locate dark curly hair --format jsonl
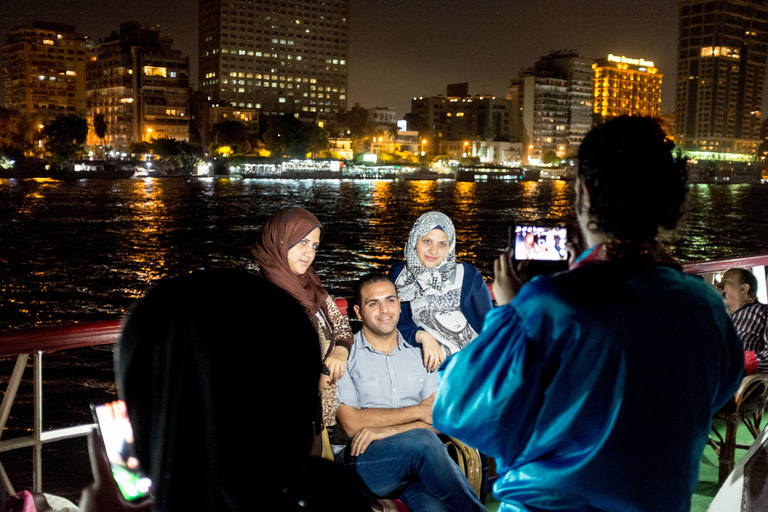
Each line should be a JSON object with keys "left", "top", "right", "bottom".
{"left": 577, "top": 116, "right": 688, "bottom": 241}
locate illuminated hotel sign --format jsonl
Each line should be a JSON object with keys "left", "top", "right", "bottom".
{"left": 607, "top": 54, "right": 655, "bottom": 68}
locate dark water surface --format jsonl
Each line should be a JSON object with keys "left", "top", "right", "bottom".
{"left": 0, "top": 177, "right": 767, "bottom": 498}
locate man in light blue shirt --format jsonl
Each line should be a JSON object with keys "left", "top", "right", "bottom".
{"left": 334, "top": 273, "right": 485, "bottom": 512}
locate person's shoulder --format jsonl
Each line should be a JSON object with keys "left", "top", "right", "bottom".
{"left": 388, "top": 261, "right": 405, "bottom": 281}
{"left": 351, "top": 329, "right": 367, "bottom": 351}
{"left": 458, "top": 262, "right": 482, "bottom": 275}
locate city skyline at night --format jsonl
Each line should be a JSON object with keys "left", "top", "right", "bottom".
{"left": 2, "top": 0, "right": 683, "bottom": 117}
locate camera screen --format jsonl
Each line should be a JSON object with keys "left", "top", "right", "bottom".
{"left": 514, "top": 225, "right": 568, "bottom": 261}
{"left": 92, "top": 400, "right": 152, "bottom": 501}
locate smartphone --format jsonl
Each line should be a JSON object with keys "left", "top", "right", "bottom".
{"left": 91, "top": 400, "right": 152, "bottom": 501}
{"left": 513, "top": 225, "right": 569, "bottom": 261}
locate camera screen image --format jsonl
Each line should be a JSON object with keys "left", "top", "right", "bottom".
{"left": 514, "top": 225, "right": 568, "bottom": 261}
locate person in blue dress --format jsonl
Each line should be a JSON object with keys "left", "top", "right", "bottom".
{"left": 389, "top": 211, "right": 492, "bottom": 371}
{"left": 432, "top": 116, "right": 745, "bottom": 512}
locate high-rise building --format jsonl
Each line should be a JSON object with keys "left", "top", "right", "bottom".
{"left": 87, "top": 22, "right": 190, "bottom": 151}
{"left": 592, "top": 54, "right": 663, "bottom": 119}
{"left": 676, "top": 0, "right": 768, "bottom": 155}
{"left": 198, "top": 0, "right": 348, "bottom": 125}
{"left": 2, "top": 22, "right": 87, "bottom": 125}
{"left": 508, "top": 51, "right": 593, "bottom": 163}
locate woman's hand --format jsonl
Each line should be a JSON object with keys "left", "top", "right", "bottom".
{"left": 493, "top": 248, "right": 524, "bottom": 306}
{"left": 324, "top": 346, "right": 349, "bottom": 381}
{"left": 319, "top": 374, "right": 332, "bottom": 394}
{"left": 80, "top": 428, "right": 152, "bottom": 512}
{"left": 415, "top": 331, "right": 444, "bottom": 371}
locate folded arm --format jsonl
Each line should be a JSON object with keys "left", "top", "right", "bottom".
{"left": 337, "top": 394, "right": 437, "bottom": 456}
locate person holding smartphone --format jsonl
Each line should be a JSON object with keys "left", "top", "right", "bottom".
{"left": 388, "top": 211, "right": 492, "bottom": 370}
{"left": 432, "top": 116, "right": 744, "bottom": 512}
{"left": 80, "top": 270, "right": 368, "bottom": 512}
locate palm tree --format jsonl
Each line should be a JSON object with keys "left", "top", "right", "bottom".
{"left": 387, "top": 123, "right": 399, "bottom": 152}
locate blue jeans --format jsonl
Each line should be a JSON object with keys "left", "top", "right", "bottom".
{"left": 337, "top": 429, "right": 486, "bottom": 512}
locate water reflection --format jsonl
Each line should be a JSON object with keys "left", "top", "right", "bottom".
{"left": 1, "top": 178, "right": 767, "bottom": 329}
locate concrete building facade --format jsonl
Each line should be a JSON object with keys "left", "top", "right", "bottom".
{"left": 409, "top": 84, "right": 514, "bottom": 154}
{"left": 675, "top": 0, "right": 768, "bottom": 155}
{"left": 508, "top": 51, "right": 593, "bottom": 163}
{"left": 2, "top": 22, "right": 87, "bottom": 125}
{"left": 87, "top": 22, "right": 190, "bottom": 151}
{"left": 198, "top": 0, "right": 348, "bottom": 124}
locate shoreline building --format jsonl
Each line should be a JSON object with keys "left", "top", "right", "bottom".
{"left": 87, "top": 22, "right": 190, "bottom": 151}
{"left": 592, "top": 54, "right": 663, "bottom": 120}
{"left": 198, "top": 0, "right": 348, "bottom": 126}
{"left": 675, "top": 0, "right": 768, "bottom": 156}
{"left": 508, "top": 51, "right": 593, "bottom": 164}
{"left": 409, "top": 83, "right": 515, "bottom": 157}
{"left": 2, "top": 22, "right": 87, "bottom": 126}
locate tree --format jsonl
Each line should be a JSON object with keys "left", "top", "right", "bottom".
{"left": 306, "top": 125, "right": 329, "bottom": 156}
{"left": 0, "top": 108, "right": 34, "bottom": 160}
{"left": 263, "top": 115, "right": 309, "bottom": 158}
{"left": 129, "top": 141, "right": 152, "bottom": 157}
{"left": 93, "top": 114, "right": 107, "bottom": 144}
{"left": 210, "top": 121, "right": 250, "bottom": 156}
{"left": 387, "top": 123, "right": 399, "bottom": 151}
{"left": 541, "top": 150, "right": 562, "bottom": 166}
{"left": 151, "top": 138, "right": 200, "bottom": 172}
{"left": 42, "top": 114, "right": 88, "bottom": 167}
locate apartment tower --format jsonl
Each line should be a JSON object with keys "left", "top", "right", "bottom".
{"left": 508, "top": 51, "right": 594, "bottom": 162}
{"left": 2, "top": 22, "right": 87, "bottom": 125}
{"left": 198, "top": 0, "right": 348, "bottom": 124}
{"left": 676, "top": 0, "right": 768, "bottom": 155}
{"left": 87, "top": 22, "right": 190, "bottom": 150}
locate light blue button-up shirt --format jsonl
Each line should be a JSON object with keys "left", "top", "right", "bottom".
{"left": 337, "top": 329, "right": 436, "bottom": 411}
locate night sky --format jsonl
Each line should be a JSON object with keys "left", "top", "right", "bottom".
{"left": 2, "top": 1, "right": 683, "bottom": 117}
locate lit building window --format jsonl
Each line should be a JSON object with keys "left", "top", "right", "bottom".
{"left": 144, "top": 66, "right": 167, "bottom": 77}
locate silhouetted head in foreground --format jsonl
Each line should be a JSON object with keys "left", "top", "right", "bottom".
{"left": 117, "top": 269, "right": 320, "bottom": 512}
{"left": 577, "top": 116, "right": 688, "bottom": 241}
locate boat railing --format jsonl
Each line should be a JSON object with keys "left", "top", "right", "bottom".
{"left": 1, "top": 254, "right": 768, "bottom": 495}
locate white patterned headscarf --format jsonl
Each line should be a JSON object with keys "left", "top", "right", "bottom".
{"left": 395, "top": 211, "right": 457, "bottom": 302}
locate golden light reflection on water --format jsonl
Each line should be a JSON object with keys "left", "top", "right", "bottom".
{"left": 15, "top": 178, "right": 64, "bottom": 217}
{"left": 123, "top": 179, "right": 169, "bottom": 291}
{"left": 452, "top": 182, "right": 482, "bottom": 261}
{"left": 362, "top": 180, "right": 403, "bottom": 265}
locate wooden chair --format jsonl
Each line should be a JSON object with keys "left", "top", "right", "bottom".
{"left": 321, "top": 429, "right": 485, "bottom": 510}
{"left": 709, "top": 373, "right": 768, "bottom": 484}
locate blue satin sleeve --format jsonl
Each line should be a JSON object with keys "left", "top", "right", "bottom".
{"left": 433, "top": 305, "right": 541, "bottom": 467}
{"left": 433, "top": 286, "right": 627, "bottom": 476}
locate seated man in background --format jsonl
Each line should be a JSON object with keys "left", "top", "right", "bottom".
{"left": 432, "top": 116, "right": 744, "bottom": 512}
{"left": 719, "top": 267, "right": 768, "bottom": 374}
{"left": 334, "top": 273, "right": 485, "bottom": 512}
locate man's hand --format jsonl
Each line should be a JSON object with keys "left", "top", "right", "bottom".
{"left": 419, "top": 393, "right": 435, "bottom": 425}
{"left": 80, "top": 428, "right": 152, "bottom": 512}
{"left": 349, "top": 425, "right": 399, "bottom": 456}
{"left": 493, "top": 248, "right": 524, "bottom": 306}
{"left": 415, "top": 332, "right": 444, "bottom": 371}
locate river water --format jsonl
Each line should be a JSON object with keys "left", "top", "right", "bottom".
{"left": 0, "top": 176, "right": 767, "bottom": 497}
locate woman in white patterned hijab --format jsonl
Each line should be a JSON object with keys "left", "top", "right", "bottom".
{"left": 389, "top": 212, "right": 492, "bottom": 370}
{"left": 396, "top": 211, "right": 457, "bottom": 301}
